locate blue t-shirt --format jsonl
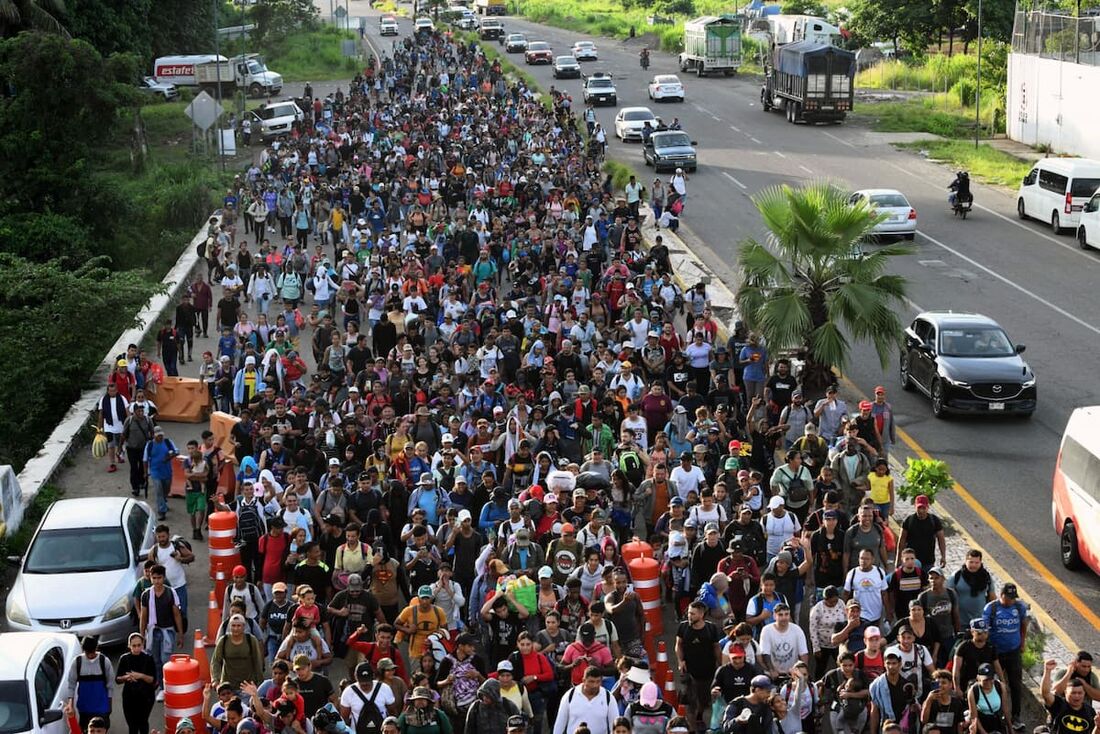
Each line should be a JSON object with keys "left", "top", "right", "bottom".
{"left": 983, "top": 598, "right": 1029, "bottom": 653}
{"left": 739, "top": 346, "right": 768, "bottom": 382}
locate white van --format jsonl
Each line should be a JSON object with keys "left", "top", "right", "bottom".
{"left": 247, "top": 100, "right": 304, "bottom": 141}
{"left": 1052, "top": 406, "right": 1100, "bottom": 573}
{"left": 1017, "top": 158, "right": 1100, "bottom": 234}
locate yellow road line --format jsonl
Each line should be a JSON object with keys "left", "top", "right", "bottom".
{"left": 837, "top": 374, "right": 1089, "bottom": 655}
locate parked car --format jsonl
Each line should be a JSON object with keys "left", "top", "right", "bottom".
{"left": 571, "top": 41, "right": 598, "bottom": 60}
{"left": 582, "top": 72, "right": 617, "bottom": 106}
{"left": 614, "top": 106, "right": 657, "bottom": 141}
{"left": 0, "top": 632, "right": 81, "bottom": 734}
{"left": 5, "top": 497, "right": 157, "bottom": 645}
{"left": 1076, "top": 191, "right": 1100, "bottom": 250}
{"left": 524, "top": 41, "right": 553, "bottom": 64}
{"left": 899, "top": 311, "right": 1036, "bottom": 418}
{"left": 1017, "top": 157, "right": 1100, "bottom": 233}
{"left": 379, "top": 15, "right": 399, "bottom": 35}
{"left": 138, "top": 76, "right": 179, "bottom": 101}
{"left": 847, "top": 188, "right": 917, "bottom": 240}
{"left": 553, "top": 55, "right": 581, "bottom": 79}
{"left": 505, "top": 33, "right": 528, "bottom": 52}
{"left": 643, "top": 130, "right": 697, "bottom": 172}
{"left": 647, "top": 74, "right": 685, "bottom": 102}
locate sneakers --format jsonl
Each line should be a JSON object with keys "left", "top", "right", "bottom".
{"left": 1012, "top": 723, "right": 1025, "bottom": 732}
{"left": 193, "top": 528, "right": 203, "bottom": 541}
{"left": 107, "top": 464, "right": 117, "bottom": 473}
{"left": 155, "top": 689, "right": 165, "bottom": 702}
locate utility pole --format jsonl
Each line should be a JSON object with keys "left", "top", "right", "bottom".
{"left": 213, "top": 0, "right": 226, "bottom": 171}
{"left": 975, "top": 0, "right": 982, "bottom": 149}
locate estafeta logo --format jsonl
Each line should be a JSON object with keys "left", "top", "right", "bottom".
{"left": 157, "top": 64, "right": 194, "bottom": 76}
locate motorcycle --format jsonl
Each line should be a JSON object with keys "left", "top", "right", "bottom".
{"left": 640, "top": 50, "right": 650, "bottom": 70}
{"left": 948, "top": 170, "right": 972, "bottom": 219}
{"left": 952, "top": 197, "right": 973, "bottom": 219}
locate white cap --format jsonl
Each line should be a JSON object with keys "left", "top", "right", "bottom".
{"left": 768, "top": 495, "right": 785, "bottom": 509}
{"left": 457, "top": 509, "right": 472, "bottom": 523}
{"left": 245, "top": 356, "right": 256, "bottom": 366}
{"left": 441, "top": 433, "right": 454, "bottom": 443}
{"left": 329, "top": 457, "right": 340, "bottom": 466}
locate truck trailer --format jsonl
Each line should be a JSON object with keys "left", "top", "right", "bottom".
{"left": 761, "top": 40, "right": 854, "bottom": 123}
{"left": 475, "top": 0, "right": 506, "bottom": 15}
{"left": 678, "top": 15, "right": 744, "bottom": 77}
{"left": 153, "top": 53, "right": 282, "bottom": 98}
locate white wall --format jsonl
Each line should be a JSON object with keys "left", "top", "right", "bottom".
{"left": 1008, "top": 52, "right": 1100, "bottom": 160}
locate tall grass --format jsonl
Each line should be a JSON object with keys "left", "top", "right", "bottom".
{"left": 856, "top": 55, "right": 977, "bottom": 92}
{"left": 264, "top": 27, "right": 361, "bottom": 81}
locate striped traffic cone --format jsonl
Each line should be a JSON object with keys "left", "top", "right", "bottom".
{"left": 664, "top": 669, "right": 678, "bottom": 708}
{"left": 204, "top": 591, "right": 220, "bottom": 646}
{"left": 193, "top": 629, "right": 211, "bottom": 684}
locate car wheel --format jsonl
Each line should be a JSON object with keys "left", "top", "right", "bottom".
{"left": 899, "top": 353, "right": 914, "bottom": 391}
{"left": 1080, "top": 227, "right": 1091, "bottom": 250}
{"left": 904, "top": 232, "right": 915, "bottom": 240}
{"left": 689, "top": 166, "right": 697, "bottom": 173}
{"left": 1017, "top": 198, "right": 1027, "bottom": 220}
{"left": 677, "top": 97, "right": 684, "bottom": 103}
{"left": 249, "top": 82, "right": 262, "bottom": 97}
{"left": 930, "top": 378, "right": 948, "bottom": 418}
{"left": 1062, "top": 523, "right": 1084, "bottom": 570}
{"left": 1052, "top": 211, "right": 1062, "bottom": 234}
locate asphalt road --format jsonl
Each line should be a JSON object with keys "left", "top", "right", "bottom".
{"left": 357, "top": 9, "right": 1100, "bottom": 649}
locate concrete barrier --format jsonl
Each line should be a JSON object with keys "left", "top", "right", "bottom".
{"left": 7, "top": 216, "right": 219, "bottom": 535}
{"left": 157, "top": 377, "right": 212, "bottom": 423}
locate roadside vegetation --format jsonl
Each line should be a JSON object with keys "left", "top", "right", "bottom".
{"left": 225, "top": 26, "right": 359, "bottom": 81}
{"left": 0, "top": 486, "right": 60, "bottom": 567}
{"left": 898, "top": 140, "right": 1033, "bottom": 188}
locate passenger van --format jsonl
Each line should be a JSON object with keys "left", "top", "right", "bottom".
{"left": 1052, "top": 406, "right": 1100, "bottom": 572}
{"left": 1017, "top": 158, "right": 1100, "bottom": 234}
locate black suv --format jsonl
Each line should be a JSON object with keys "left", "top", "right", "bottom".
{"left": 900, "top": 312, "right": 1036, "bottom": 418}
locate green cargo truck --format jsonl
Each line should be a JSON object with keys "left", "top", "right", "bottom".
{"left": 678, "top": 15, "right": 744, "bottom": 77}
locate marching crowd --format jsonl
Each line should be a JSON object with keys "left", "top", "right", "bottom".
{"left": 81, "top": 26, "right": 1100, "bottom": 734}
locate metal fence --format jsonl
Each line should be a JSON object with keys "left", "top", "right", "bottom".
{"left": 1011, "top": 8, "right": 1100, "bottom": 65}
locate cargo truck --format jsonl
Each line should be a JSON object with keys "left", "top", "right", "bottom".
{"left": 760, "top": 40, "right": 854, "bottom": 123}
{"left": 678, "top": 15, "right": 744, "bottom": 77}
{"left": 153, "top": 53, "right": 283, "bottom": 97}
{"left": 475, "top": 0, "right": 506, "bottom": 15}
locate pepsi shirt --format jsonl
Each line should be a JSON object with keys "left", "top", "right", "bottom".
{"left": 982, "top": 599, "right": 1029, "bottom": 653}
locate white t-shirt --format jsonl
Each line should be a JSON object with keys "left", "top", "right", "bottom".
{"left": 149, "top": 542, "right": 188, "bottom": 588}
{"left": 843, "top": 566, "right": 889, "bottom": 622}
{"left": 759, "top": 623, "right": 808, "bottom": 675}
{"left": 339, "top": 681, "right": 395, "bottom": 726}
{"left": 763, "top": 512, "right": 801, "bottom": 558}
{"left": 885, "top": 643, "right": 933, "bottom": 697}
{"left": 670, "top": 466, "right": 706, "bottom": 501}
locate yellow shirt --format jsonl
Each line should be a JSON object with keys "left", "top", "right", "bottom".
{"left": 395, "top": 602, "right": 446, "bottom": 657}
{"left": 869, "top": 473, "right": 892, "bottom": 503}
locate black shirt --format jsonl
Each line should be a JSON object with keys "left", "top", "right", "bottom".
{"left": 1047, "top": 695, "right": 1093, "bottom": 734}
{"left": 261, "top": 599, "right": 294, "bottom": 640}
{"left": 954, "top": 639, "right": 996, "bottom": 688}
{"left": 116, "top": 651, "right": 157, "bottom": 699}
{"left": 676, "top": 620, "right": 720, "bottom": 679}
{"left": 811, "top": 530, "right": 846, "bottom": 588}
{"left": 712, "top": 661, "right": 762, "bottom": 701}
{"left": 295, "top": 672, "right": 335, "bottom": 717}
{"left": 141, "top": 586, "right": 178, "bottom": 629}
{"left": 927, "top": 695, "right": 967, "bottom": 733}
{"left": 766, "top": 373, "right": 796, "bottom": 408}
{"left": 901, "top": 513, "right": 944, "bottom": 568}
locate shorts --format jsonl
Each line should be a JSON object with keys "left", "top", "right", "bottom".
{"left": 186, "top": 491, "right": 206, "bottom": 514}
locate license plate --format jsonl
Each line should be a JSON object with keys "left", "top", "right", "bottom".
{"left": 989, "top": 402, "right": 1005, "bottom": 411}
{"left": 822, "top": 105, "right": 834, "bottom": 109}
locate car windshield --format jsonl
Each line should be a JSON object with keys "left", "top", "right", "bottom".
{"left": 938, "top": 327, "right": 1016, "bottom": 358}
{"left": 246, "top": 61, "right": 265, "bottom": 74}
{"left": 0, "top": 683, "right": 31, "bottom": 734}
{"left": 656, "top": 133, "right": 691, "bottom": 147}
{"left": 575, "top": 42, "right": 593, "bottom": 49}
{"left": 655, "top": 75, "right": 679, "bottom": 85}
{"left": 259, "top": 105, "right": 296, "bottom": 120}
{"left": 1071, "top": 178, "right": 1100, "bottom": 198}
{"left": 24, "top": 527, "right": 129, "bottom": 573}
{"left": 556, "top": 56, "right": 577, "bottom": 64}
{"left": 624, "top": 110, "right": 655, "bottom": 121}
{"left": 508, "top": 34, "right": 523, "bottom": 40}
{"left": 528, "top": 42, "right": 549, "bottom": 50}
{"left": 589, "top": 79, "right": 613, "bottom": 88}
{"left": 868, "top": 193, "right": 909, "bottom": 207}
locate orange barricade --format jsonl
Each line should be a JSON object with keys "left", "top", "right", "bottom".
{"left": 164, "top": 655, "right": 206, "bottom": 734}
{"left": 622, "top": 538, "right": 654, "bottom": 566}
{"left": 628, "top": 556, "right": 663, "bottom": 637}
{"left": 193, "top": 630, "right": 211, "bottom": 684}
{"left": 209, "top": 411, "right": 240, "bottom": 460}
{"left": 644, "top": 621, "right": 656, "bottom": 662}
{"left": 170, "top": 455, "right": 188, "bottom": 498}
{"left": 208, "top": 511, "right": 239, "bottom": 578}
{"left": 155, "top": 377, "right": 210, "bottom": 423}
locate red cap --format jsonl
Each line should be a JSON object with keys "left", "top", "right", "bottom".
{"left": 560, "top": 523, "right": 575, "bottom": 534}
{"left": 728, "top": 440, "right": 741, "bottom": 451}
{"left": 914, "top": 495, "right": 930, "bottom": 508}
{"left": 232, "top": 565, "right": 247, "bottom": 577}
{"left": 859, "top": 400, "right": 873, "bottom": 410}
{"left": 729, "top": 644, "right": 746, "bottom": 657}
{"left": 874, "top": 386, "right": 886, "bottom": 394}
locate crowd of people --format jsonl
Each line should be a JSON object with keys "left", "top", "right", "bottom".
{"left": 79, "top": 26, "right": 1096, "bottom": 734}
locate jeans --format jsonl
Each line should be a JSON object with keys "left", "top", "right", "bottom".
{"left": 150, "top": 476, "right": 170, "bottom": 516}
{"left": 149, "top": 626, "right": 177, "bottom": 689}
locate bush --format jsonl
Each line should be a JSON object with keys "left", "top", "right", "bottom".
{"left": 952, "top": 77, "right": 976, "bottom": 107}
{"left": 899, "top": 458, "right": 953, "bottom": 504}
{"left": 604, "top": 160, "right": 634, "bottom": 192}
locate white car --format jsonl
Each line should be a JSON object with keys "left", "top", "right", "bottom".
{"left": 379, "top": 15, "right": 399, "bottom": 35}
{"left": 414, "top": 16, "right": 435, "bottom": 32}
{"left": 848, "top": 188, "right": 917, "bottom": 240}
{"left": 571, "top": 41, "right": 598, "bottom": 60}
{"left": 5, "top": 497, "right": 156, "bottom": 646}
{"left": 614, "top": 106, "right": 657, "bottom": 142}
{"left": 648, "top": 74, "right": 685, "bottom": 102}
{"left": 1077, "top": 191, "right": 1100, "bottom": 250}
{"left": 247, "top": 100, "right": 304, "bottom": 141}
{"left": 0, "top": 632, "right": 81, "bottom": 734}
{"left": 138, "top": 76, "right": 179, "bottom": 101}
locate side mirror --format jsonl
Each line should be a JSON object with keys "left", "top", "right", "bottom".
{"left": 7, "top": 554, "right": 21, "bottom": 564}
{"left": 41, "top": 710, "right": 64, "bottom": 726}
{"left": 691, "top": 140, "right": 698, "bottom": 145}
{"left": 1015, "top": 344, "right": 1027, "bottom": 354}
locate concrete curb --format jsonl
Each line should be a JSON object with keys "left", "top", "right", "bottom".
{"left": 9, "top": 216, "right": 218, "bottom": 533}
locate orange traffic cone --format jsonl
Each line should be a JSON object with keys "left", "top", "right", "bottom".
{"left": 654, "top": 640, "right": 669, "bottom": 682}
{"left": 214, "top": 570, "right": 227, "bottom": 610}
{"left": 194, "top": 629, "right": 211, "bottom": 684}
{"left": 205, "top": 591, "right": 221, "bottom": 646}
{"left": 664, "top": 669, "right": 678, "bottom": 708}
{"left": 676, "top": 704, "right": 686, "bottom": 718}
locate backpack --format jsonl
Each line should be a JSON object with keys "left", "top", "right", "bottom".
{"left": 779, "top": 466, "right": 810, "bottom": 505}
{"left": 237, "top": 502, "right": 264, "bottom": 543}
{"left": 350, "top": 682, "right": 385, "bottom": 734}
{"left": 619, "top": 448, "right": 644, "bottom": 484}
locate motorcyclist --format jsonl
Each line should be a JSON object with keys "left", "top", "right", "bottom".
{"left": 948, "top": 171, "right": 972, "bottom": 206}
{"left": 640, "top": 48, "right": 650, "bottom": 70}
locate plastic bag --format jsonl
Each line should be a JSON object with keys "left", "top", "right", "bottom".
{"left": 709, "top": 698, "right": 727, "bottom": 734}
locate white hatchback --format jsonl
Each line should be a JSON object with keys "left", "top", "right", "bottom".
{"left": 571, "top": 41, "right": 598, "bottom": 60}
{"left": 648, "top": 74, "right": 685, "bottom": 102}
{"left": 848, "top": 188, "right": 917, "bottom": 240}
{"left": 614, "top": 106, "right": 657, "bottom": 142}
{"left": 0, "top": 633, "right": 81, "bottom": 734}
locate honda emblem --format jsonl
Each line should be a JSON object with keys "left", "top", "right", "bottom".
{"left": 59, "top": 619, "right": 71, "bottom": 630}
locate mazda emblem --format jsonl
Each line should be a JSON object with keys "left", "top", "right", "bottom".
{"left": 59, "top": 619, "right": 71, "bottom": 630}
{"left": 992, "top": 385, "right": 1003, "bottom": 394}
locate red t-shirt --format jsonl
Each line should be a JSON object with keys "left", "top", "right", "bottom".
{"left": 258, "top": 532, "right": 289, "bottom": 585}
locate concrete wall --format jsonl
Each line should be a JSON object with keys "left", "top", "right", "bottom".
{"left": 2, "top": 217, "right": 217, "bottom": 536}
{"left": 1008, "top": 52, "right": 1100, "bottom": 160}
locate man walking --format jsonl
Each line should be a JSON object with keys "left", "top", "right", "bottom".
{"left": 983, "top": 583, "right": 1030, "bottom": 731}
{"left": 552, "top": 666, "right": 618, "bottom": 734}
{"left": 143, "top": 426, "right": 178, "bottom": 521}
{"left": 121, "top": 404, "right": 155, "bottom": 498}
{"left": 676, "top": 601, "right": 721, "bottom": 732}
{"left": 139, "top": 564, "right": 184, "bottom": 700}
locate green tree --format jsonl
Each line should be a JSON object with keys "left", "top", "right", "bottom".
{"left": 64, "top": 0, "right": 152, "bottom": 60}
{"left": 0, "top": 254, "right": 158, "bottom": 467}
{"left": 735, "top": 182, "right": 910, "bottom": 392}
{"left": 847, "top": 0, "right": 934, "bottom": 56}
{"left": 251, "top": 0, "right": 318, "bottom": 44}
{"left": 781, "top": 0, "right": 828, "bottom": 17}
{"left": 0, "top": 0, "right": 67, "bottom": 37}
{"left": 149, "top": 0, "right": 216, "bottom": 58}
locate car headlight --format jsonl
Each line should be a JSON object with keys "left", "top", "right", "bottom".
{"left": 940, "top": 373, "right": 970, "bottom": 388}
{"left": 1022, "top": 377, "right": 1036, "bottom": 388}
{"left": 102, "top": 594, "right": 132, "bottom": 622}
{"left": 7, "top": 594, "right": 30, "bottom": 626}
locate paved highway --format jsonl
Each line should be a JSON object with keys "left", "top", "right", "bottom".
{"left": 358, "top": 9, "right": 1100, "bottom": 648}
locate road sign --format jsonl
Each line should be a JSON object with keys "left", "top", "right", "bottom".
{"left": 185, "top": 91, "right": 223, "bottom": 132}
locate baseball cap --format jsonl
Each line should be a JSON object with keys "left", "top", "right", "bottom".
{"left": 751, "top": 675, "right": 774, "bottom": 690}
{"left": 579, "top": 622, "right": 596, "bottom": 641}
{"left": 865, "top": 626, "right": 881, "bottom": 638}
{"left": 859, "top": 400, "right": 873, "bottom": 410}
{"left": 457, "top": 509, "right": 472, "bottom": 523}
{"left": 232, "top": 564, "right": 247, "bottom": 577}
{"left": 347, "top": 573, "right": 364, "bottom": 590}
{"left": 176, "top": 718, "right": 196, "bottom": 733}
{"left": 328, "top": 457, "right": 341, "bottom": 466}
{"left": 507, "top": 716, "right": 527, "bottom": 730}
{"left": 272, "top": 582, "right": 288, "bottom": 593}
{"left": 560, "top": 523, "right": 575, "bottom": 534}
{"left": 970, "top": 618, "right": 989, "bottom": 632}
{"left": 497, "top": 660, "right": 514, "bottom": 673}
{"left": 768, "top": 495, "right": 785, "bottom": 509}
{"left": 915, "top": 495, "right": 930, "bottom": 508}
{"left": 704, "top": 522, "right": 719, "bottom": 535}
{"left": 927, "top": 566, "right": 945, "bottom": 578}
{"left": 729, "top": 644, "right": 746, "bottom": 658}
{"left": 874, "top": 386, "right": 886, "bottom": 394}
{"left": 884, "top": 650, "right": 902, "bottom": 661}
{"left": 1001, "top": 583, "right": 1019, "bottom": 598}
{"left": 670, "top": 496, "right": 685, "bottom": 507}
{"left": 355, "top": 662, "right": 374, "bottom": 678}
{"left": 724, "top": 457, "right": 739, "bottom": 470}
{"left": 538, "top": 566, "right": 553, "bottom": 579}
{"left": 417, "top": 585, "right": 434, "bottom": 599}
{"left": 977, "top": 663, "right": 995, "bottom": 679}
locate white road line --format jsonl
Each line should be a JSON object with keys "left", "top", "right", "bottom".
{"left": 712, "top": 115, "right": 721, "bottom": 121}
{"left": 799, "top": 165, "right": 814, "bottom": 174}
{"left": 774, "top": 151, "right": 787, "bottom": 158}
{"left": 729, "top": 124, "right": 741, "bottom": 133}
{"left": 916, "top": 231, "right": 1100, "bottom": 336}
{"left": 823, "top": 130, "right": 856, "bottom": 149}
{"left": 722, "top": 172, "right": 748, "bottom": 190}
{"left": 693, "top": 103, "right": 715, "bottom": 116}
{"left": 749, "top": 136, "right": 762, "bottom": 144}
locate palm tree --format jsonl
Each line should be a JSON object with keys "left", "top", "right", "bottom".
{"left": 0, "top": 0, "right": 69, "bottom": 38}
{"left": 735, "top": 181, "right": 910, "bottom": 394}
